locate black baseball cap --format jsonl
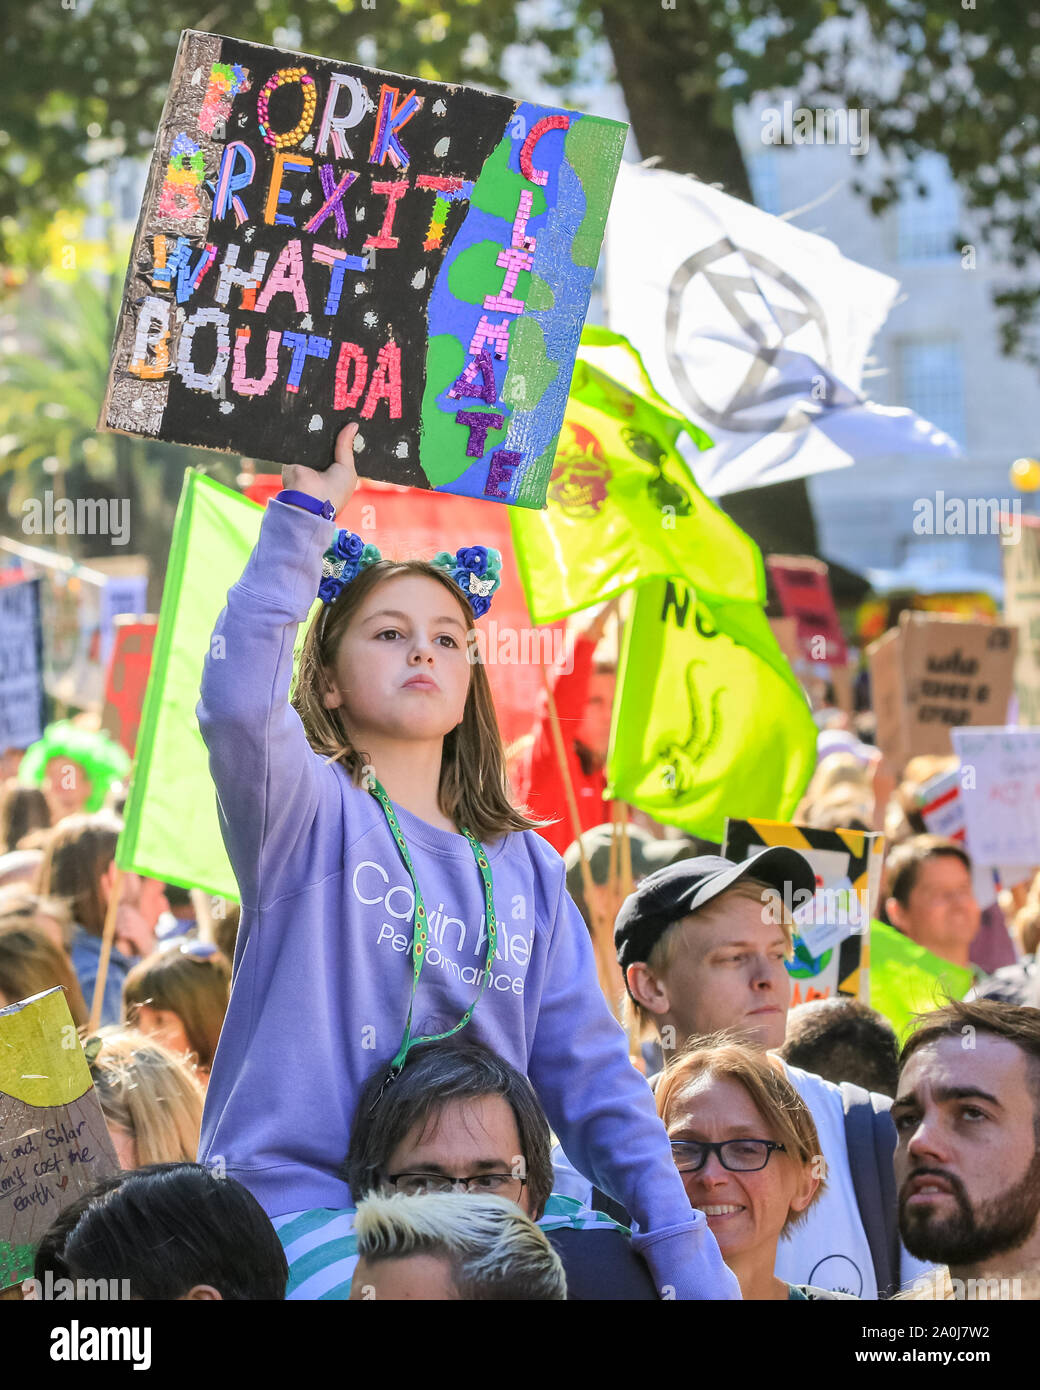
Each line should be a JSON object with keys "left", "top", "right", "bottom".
{"left": 563, "top": 823, "right": 701, "bottom": 922}
{"left": 614, "top": 848, "right": 817, "bottom": 978}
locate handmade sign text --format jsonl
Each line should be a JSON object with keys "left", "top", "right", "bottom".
{"left": 101, "top": 31, "right": 626, "bottom": 507}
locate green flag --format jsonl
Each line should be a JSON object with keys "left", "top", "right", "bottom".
{"left": 509, "top": 326, "right": 764, "bottom": 624}
{"left": 606, "top": 578, "right": 818, "bottom": 841}
{"left": 117, "top": 471, "right": 274, "bottom": 899}
{"left": 869, "top": 918, "right": 976, "bottom": 1041}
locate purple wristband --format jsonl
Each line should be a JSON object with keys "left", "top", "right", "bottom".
{"left": 276, "top": 490, "right": 335, "bottom": 521}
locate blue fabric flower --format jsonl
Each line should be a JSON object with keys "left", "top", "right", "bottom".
{"left": 451, "top": 568, "right": 472, "bottom": 592}
{"left": 334, "top": 530, "right": 365, "bottom": 563}
{"left": 318, "top": 576, "right": 344, "bottom": 603}
{"left": 455, "top": 545, "right": 489, "bottom": 576}
{"left": 470, "top": 594, "right": 492, "bottom": 618}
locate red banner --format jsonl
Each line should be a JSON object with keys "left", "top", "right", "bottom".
{"left": 101, "top": 618, "right": 157, "bottom": 757}
{"left": 767, "top": 555, "right": 847, "bottom": 666}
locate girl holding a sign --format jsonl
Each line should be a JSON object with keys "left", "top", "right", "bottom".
{"left": 195, "top": 423, "right": 737, "bottom": 1300}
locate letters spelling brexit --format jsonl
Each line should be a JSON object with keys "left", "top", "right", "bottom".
{"left": 130, "top": 62, "right": 568, "bottom": 498}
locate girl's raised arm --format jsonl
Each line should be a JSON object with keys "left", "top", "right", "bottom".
{"left": 196, "top": 427, "right": 359, "bottom": 908}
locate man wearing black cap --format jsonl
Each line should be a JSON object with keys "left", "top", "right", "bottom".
{"left": 614, "top": 850, "right": 930, "bottom": 1300}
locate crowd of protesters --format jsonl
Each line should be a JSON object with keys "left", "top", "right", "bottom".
{"left": 2, "top": 425, "right": 1040, "bottom": 1302}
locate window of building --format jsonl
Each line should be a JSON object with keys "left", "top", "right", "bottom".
{"left": 898, "top": 339, "right": 966, "bottom": 445}
{"left": 896, "top": 153, "right": 960, "bottom": 262}
{"left": 746, "top": 151, "right": 781, "bottom": 216}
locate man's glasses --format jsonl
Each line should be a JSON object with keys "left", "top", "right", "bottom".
{"left": 670, "top": 1139, "right": 786, "bottom": 1174}
{"left": 387, "top": 1171, "right": 525, "bottom": 1197}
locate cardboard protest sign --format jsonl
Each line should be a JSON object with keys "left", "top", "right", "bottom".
{"left": 951, "top": 727, "right": 1040, "bottom": 869}
{"left": 1002, "top": 514, "right": 1040, "bottom": 726}
{"left": 867, "top": 612, "right": 1017, "bottom": 769}
{"left": 0, "top": 579, "right": 45, "bottom": 751}
{"left": 101, "top": 617, "right": 158, "bottom": 757}
{"left": 0, "top": 988, "right": 119, "bottom": 1290}
{"left": 723, "top": 818, "right": 884, "bottom": 1005}
{"left": 100, "top": 31, "right": 626, "bottom": 508}
{"left": 766, "top": 555, "right": 847, "bottom": 665}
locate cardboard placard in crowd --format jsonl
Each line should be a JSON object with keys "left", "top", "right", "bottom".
{"left": 101, "top": 616, "right": 158, "bottom": 758}
{"left": 867, "top": 612, "right": 1017, "bottom": 769}
{"left": 1002, "top": 513, "right": 1040, "bottom": 726}
{"left": 766, "top": 555, "right": 847, "bottom": 665}
{"left": 0, "top": 989, "right": 119, "bottom": 1291}
{"left": 951, "top": 726, "right": 1040, "bottom": 869}
{"left": 723, "top": 817, "right": 883, "bottom": 1006}
{"left": 0, "top": 579, "right": 45, "bottom": 751}
{"left": 100, "top": 30, "right": 626, "bottom": 507}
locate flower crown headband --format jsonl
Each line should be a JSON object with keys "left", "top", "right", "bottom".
{"left": 318, "top": 530, "right": 503, "bottom": 619}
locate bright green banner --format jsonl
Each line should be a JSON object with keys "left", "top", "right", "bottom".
{"left": 116, "top": 471, "right": 267, "bottom": 900}
{"left": 870, "top": 918, "right": 976, "bottom": 1041}
{"left": 508, "top": 327, "right": 764, "bottom": 624}
{"left": 606, "top": 578, "right": 817, "bottom": 842}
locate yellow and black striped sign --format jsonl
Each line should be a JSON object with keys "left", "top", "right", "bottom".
{"left": 723, "top": 818, "right": 885, "bottom": 1003}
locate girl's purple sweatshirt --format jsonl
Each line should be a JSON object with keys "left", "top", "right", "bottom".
{"left": 196, "top": 497, "right": 738, "bottom": 1300}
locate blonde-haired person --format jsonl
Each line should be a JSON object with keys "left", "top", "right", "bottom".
{"left": 657, "top": 1041, "right": 855, "bottom": 1300}
{"left": 0, "top": 921, "right": 87, "bottom": 1025}
{"left": 350, "top": 1192, "right": 567, "bottom": 1301}
{"left": 86, "top": 1028, "right": 205, "bottom": 1169}
{"left": 123, "top": 941, "right": 231, "bottom": 1083}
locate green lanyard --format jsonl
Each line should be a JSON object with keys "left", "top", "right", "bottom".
{"left": 368, "top": 779, "right": 497, "bottom": 1075}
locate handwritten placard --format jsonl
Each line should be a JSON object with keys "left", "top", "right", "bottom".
{"left": 100, "top": 30, "right": 626, "bottom": 508}
{"left": 0, "top": 579, "right": 45, "bottom": 752}
{"left": 0, "top": 988, "right": 119, "bottom": 1290}
{"left": 952, "top": 726, "right": 1040, "bottom": 867}
{"left": 868, "top": 612, "right": 1017, "bottom": 768}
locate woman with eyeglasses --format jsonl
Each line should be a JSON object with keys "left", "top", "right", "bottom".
{"left": 657, "top": 1041, "right": 858, "bottom": 1300}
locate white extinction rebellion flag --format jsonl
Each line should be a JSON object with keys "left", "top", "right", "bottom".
{"left": 605, "top": 162, "right": 960, "bottom": 497}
